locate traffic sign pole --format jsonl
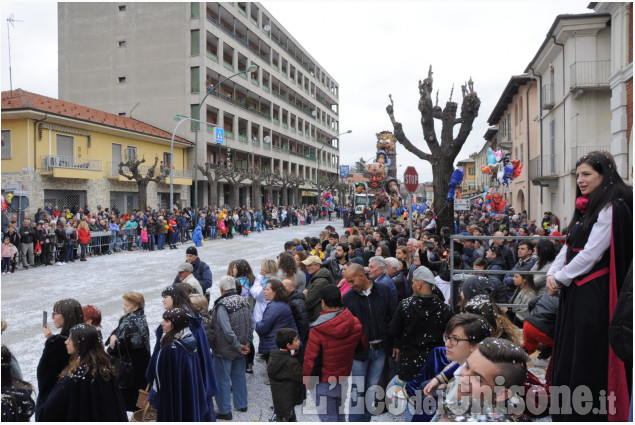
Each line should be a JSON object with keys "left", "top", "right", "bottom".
{"left": 403, "top": 166, "right": 419, "bottom": 237}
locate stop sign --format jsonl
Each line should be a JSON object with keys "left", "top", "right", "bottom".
{"left": 404, "top": 166, "right": 419, "bottom": 193}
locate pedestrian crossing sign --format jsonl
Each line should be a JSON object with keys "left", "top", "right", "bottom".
{"left": 215, "top": 128, "right": 225, "bottom": 144}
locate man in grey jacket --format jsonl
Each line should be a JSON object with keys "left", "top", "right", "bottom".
{"left": 209, "top": 275, "right": 254, "bottom": 420}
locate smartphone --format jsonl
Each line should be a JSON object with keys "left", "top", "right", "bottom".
{"left": 42, "top": 311, "right": 48, "bottom": 327}
{"left": 425, "top": 241, "right": 435, "bottom": 249}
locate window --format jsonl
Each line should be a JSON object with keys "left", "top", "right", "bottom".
{"left": 191, "top": 67, "right": 200, "bottom": 93}
{"left": 118, "top": 40, "right": 127, "bottom": 47}
{"left": 191, "top": 30, "right": 200, "bottom": 56}
{"left": 515, "top": 147, "right": 518, "bottom": 159}
{"left": 190, "top": 104, "right": 199, "bottom": 131}
{"left": 126, "top": 146, "right": 137, "bottom": 161}
{"left": 519, "top": 99, "right": 523, "bottom": 121}
{"left": 190, "top": 2, "right": 200, "bottom": 18}
{"left": 163, "top": 152, "right": 172, "bottom": 167}
{"left": 56, "top": 134, "right": 74, "bottom": 166}
{"left": 118, "top": 5, "right": 126, "bottom": 11}
{"left": 514, "top": 104, "right": 518, "bottom": 126}
{"left": 118, "top": 112, "right": 126, "bottom": 117}
{"left": 520, "top": 143, "right": 524, "bottom": 163}
{"left": 118, "top": 76, "right": 126, "bottom": 83}
{"left": 468, "top": 166, "right": 475, "bottom": 176}
{"left": 507, "top": 113, "right": 511, "bottom": 140}
{"left": 1, "top": 130, "right": 11, "bottom": 159}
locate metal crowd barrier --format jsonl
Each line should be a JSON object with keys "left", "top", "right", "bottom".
{"left": 448, "top": 234, "right": 565, "bottom": 313}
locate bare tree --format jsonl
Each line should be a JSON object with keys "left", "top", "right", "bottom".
{"left": 217, "top": 165, "right": 251, "bottom": 208}
{"left": 262, "top": 170, "right": 282, "bottom": 205}
{"left": 386, "top": 66, "right": 480, "bottom": 231}
{"left": 289, "top": 175, "right": 305, "bottom": 206}
{"left": 248, "top": 169, "right": 266, "bottom": 209}
{"left": 197, "top": 162, "right": 220, "bottom": 209}
{"left": 118, "top": 155, "right": 167, "bottom": 210}
{"left": 310, "top": 174, "right": 339, "bottom": 194}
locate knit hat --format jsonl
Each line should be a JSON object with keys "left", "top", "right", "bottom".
{"left": 186, "top": 246, "right": 198, "bottom": 256}
{"left": 162, "top": 308, "right": 190, "bottom": 333}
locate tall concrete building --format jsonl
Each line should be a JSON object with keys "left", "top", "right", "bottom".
{"left": 58, "top": 2, "right": 341, "bottom": 208}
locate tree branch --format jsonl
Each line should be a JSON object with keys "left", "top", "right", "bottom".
{"left": 386, "top": 94, "right": 433, "bottom": 163}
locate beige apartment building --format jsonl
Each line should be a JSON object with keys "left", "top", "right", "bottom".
{"left": 486, "top": 74, "right": 540, "bottom": 220}
{"left": 58, "top": 2, "right": 341, "bottom": 208}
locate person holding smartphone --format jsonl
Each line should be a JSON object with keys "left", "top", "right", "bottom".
{"left": 35, "top": 299, "right": 85, "bottom": 420}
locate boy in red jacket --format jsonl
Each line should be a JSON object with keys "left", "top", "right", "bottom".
{"left": 303, "top": 285, "right": 367, "bottom": 421}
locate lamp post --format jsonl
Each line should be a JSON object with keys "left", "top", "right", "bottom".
{"left": 193, "top": 63, "right": 259, "bottom": 211}
{"left": 171, "top": 115, "right": 215, "bottom": 214}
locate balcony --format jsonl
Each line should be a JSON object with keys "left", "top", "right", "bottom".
{"left": 41, "top": 155, "right": 102, "bottom": 179}
{"left": 529, "top": 155, "right": 561, "bottom": 186}
{"left": 206, "top": 51, "right": 218, "bottom": 62}
{"left": 569, "top": 145, "right": 609, "bottom": 172}
{"left": 570, "top": 61, "right": 610, "bottom": 91}
{"left": 541, "top": 84, "right": 555, "bottom": 109}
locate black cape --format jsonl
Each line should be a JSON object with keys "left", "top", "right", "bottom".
{"left": 37, "top": 365, "right": 127, "bottom": 421}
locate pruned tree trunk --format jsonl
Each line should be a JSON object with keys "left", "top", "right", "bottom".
{"left": 138, "top": 180, "right": 149, "bottom": 211}
{"left": 118, "top": 155, "right": 166, "bottom": 210}
{"left": 386, "top": 66, "right": 480, "bottom": 231}
{"left": 197, "top": 163, "right": 219, "bottom": 209}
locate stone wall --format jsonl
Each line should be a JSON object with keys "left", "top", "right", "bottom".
{"left": 2, "top": 170, "right": 190, "bottom": 216}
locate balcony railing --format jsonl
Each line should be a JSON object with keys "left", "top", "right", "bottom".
{"left": 206, "top": 51, "right": 218, "bottom": 62}
{"left": 239, "top": 135, "right": 248, "bottom": 143}
{"left": 42, "top": 155, "right": 101, "bottom": 171}
{"left": 570, "top": 60, "right": 610, "bottom": 91}
{"left": 529, "top": 155, "right": 561, "bottom": 181}
{"left": 541, "top": 84, "right": 554, "bottom": 109}
{"left": 569, "top": 145, "right": 609, "bottom": 172}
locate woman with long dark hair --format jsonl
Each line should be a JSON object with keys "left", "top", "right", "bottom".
{"left": 546, "top": 151, "right": 632, "bottom": 421}
{"left": 233, "top": 258, "right": 256, "bottom": 297}
{"left": 35, "top": 298, "right": 85, "bottom": 419}
{"left": 38, "top": 324, "right": 127, "bottom": 421}
{"left": 531, "top": 239, "right": 557, "bottom": 295}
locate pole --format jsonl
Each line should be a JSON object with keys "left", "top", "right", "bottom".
{"left": 409, "top": 193, "right": 413, "bottom": 238}
{"left": 171, "top": 116, "right": 215, "bottom": 216}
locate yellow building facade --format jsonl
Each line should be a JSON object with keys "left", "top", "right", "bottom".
{"left": 2, "top": 89, "right": 193, "bottom": 215}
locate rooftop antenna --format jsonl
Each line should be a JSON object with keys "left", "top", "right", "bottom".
{"left": 6, "top": 13, "right": 23, "bottom": 96}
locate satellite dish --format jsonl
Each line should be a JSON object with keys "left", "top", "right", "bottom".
{"left": 264, "top": 135, "right": 272, "bottom": 143}
{"left": 264, "top": 25, "right": 271, "bottom": 32}
{"left": 311, "top": 110, "right": 317, "bottom": 117}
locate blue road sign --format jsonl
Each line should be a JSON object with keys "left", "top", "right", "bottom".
{"left": 340, "top": 165, "right": 350, "bottom": 178}
{"left": 215, "top": 128, "right": 225, "bottom": 144}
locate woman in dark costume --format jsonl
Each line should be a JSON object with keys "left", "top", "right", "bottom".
{"left": 38, "top": 324, "right": 127, "bottom": 421}
{"left": 547, "top": 151, "right": 632, "bottom": 421}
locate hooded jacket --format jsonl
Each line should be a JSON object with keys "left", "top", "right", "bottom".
{"left": 302, "top": 308, "right": 366, "bottom": 383}
{"left": 267, "top": 350, "right": 303, "bottom": 418}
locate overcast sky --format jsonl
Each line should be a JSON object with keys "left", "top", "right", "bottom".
{"left": 2, "top": 1, "right": 592, "bottom": 181}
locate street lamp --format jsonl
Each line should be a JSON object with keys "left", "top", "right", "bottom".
{"left": 193, "top": 63, "right": 259, "bottom": 210}
{"left": 171, "top": 115, "right": 215, "bottom": 214}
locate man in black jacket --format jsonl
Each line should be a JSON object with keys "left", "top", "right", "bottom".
{"left": 19, "top": 218, "right": 36, "bottom": 269}
{"left": 343, "top": 263, "right": 397, "bottom": 422}
{"left": 325, "top": 243, "right": 348, "bottom": 285}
